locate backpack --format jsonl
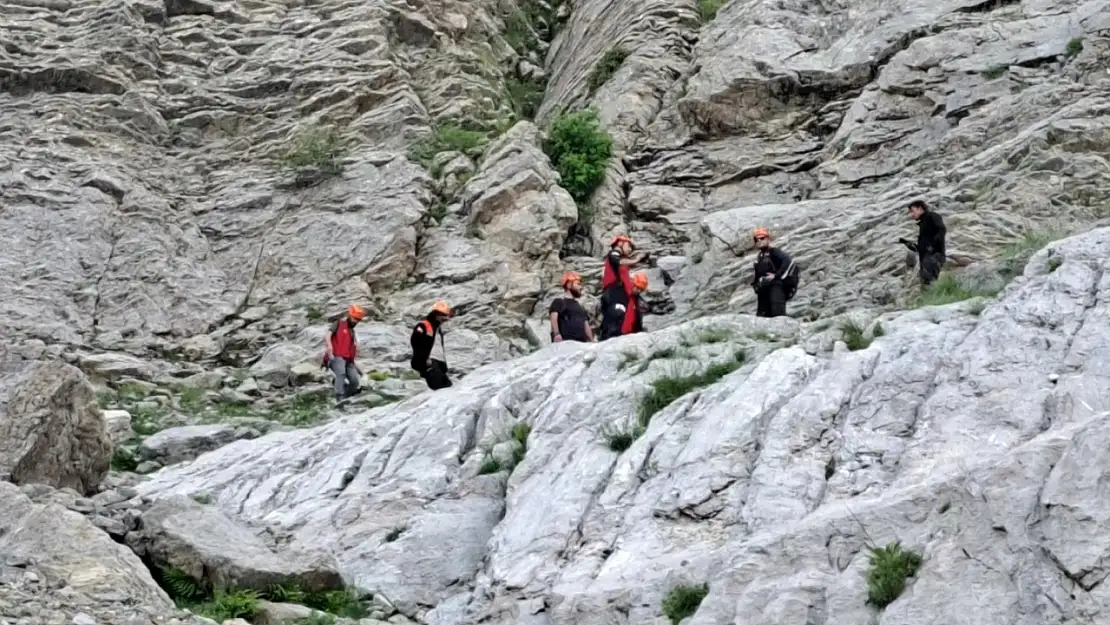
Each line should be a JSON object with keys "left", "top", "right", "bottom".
{"left": 781, "top": 259, "right": 801, "bottom": 301}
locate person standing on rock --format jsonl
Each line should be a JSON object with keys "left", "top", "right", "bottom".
{"left": 898, "top": 199, "right": 947, "bottom": 287}
{"left": 751, "top": 228, "right": 797, "bottom": 318}
{"left": 324, "top": 304, "right": 365, "bottom": 402}
{"left": 410, "top": 300, "right": 454, "bottom": 390}
{"left": 599, "top": 272, "right": 649, "bottom": 340}
{"left": 549, "top": 272, "right": 595, "bottom": 343}
{"left": 601, "top": 234, "right": 644, "bottom": 293}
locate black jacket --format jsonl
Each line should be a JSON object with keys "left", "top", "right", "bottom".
{"left": 751, "top": 247, "right": 794, "bottom": 289}
{"left": 410, "top": 316, "right": 444, "bottom": 371}
{"left": 598, "top": 287, "right": 646, "bottom": 335}
{"left": 916, "top": 210, "right": 946, "bottom": 256}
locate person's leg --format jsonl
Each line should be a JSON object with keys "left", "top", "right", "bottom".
{"left": 344, "top": 361, "right": 361, "bottom": 397}
{"left": 756, "top": 288, "right": 770, "bottom": 317}
{"left": 769, "top": 284, "right": 788, "bottom": 317}
{"left": 426, "top": 361, "right": 452, "bottom": 390}
{"left": 919, "top": 252, "right": 942, "bottom": 286}
{"left": 328, "top": 357, "right": 348, "bottom": 400}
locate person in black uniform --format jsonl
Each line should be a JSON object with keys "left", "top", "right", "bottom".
{"left": 750, "top": 227, "right": 797, "bottom": 318}
{"left": 410, "top": 300, "right": 454, "bottom": 390}
{"left": 899, "top": 199, "right": 947, "bottom": 287}
{"left": 549, "top": 272, "right": 594, "bottom": 342}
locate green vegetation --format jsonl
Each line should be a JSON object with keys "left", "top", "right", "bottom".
{"left": 981, "top": 65, "right": 1006, "bottom": 79}
{"left": 872, "top": 322, "right": 885, "bottom": 338}
{"left": 478, "top": 421, "right": 532, "bottom": 475}
{"left": 178, "top": 387, "right": 207, "bottom": 414}
{"left": 157, "top": 566, "right": 369, "bottom": 621}
{"left": 661, "top": 583, "right": 709, "bottom": 624}
{"left": 506, "top": 75, "right": 546, "bottom": 121}
{"left": 912, "top": 272, "right": 999, "bottom": 308}
{"left": 1066, "top": 36, "right": 1083, "bottom": 58}
{"left": 697, "top": 0, "right": 726, "bottom": 23}
{"left": 543, "top": 109, "right": 614, "bottom": 222}
{"left": 638, "top": 353, "right": 745, "bottom": 428}
{"left": 267, "top": 393, "right": 332, "bottom": 427}
{"left": 587, "top": 47, "right": 628, "bottom": 95}
{"left": 694, "top": 328, "right": 732, "bottom": 344}
{"left": 1001, "top": 230, "right": 1061, "bottom": 262}
{"left": 839, "top": 320, "right": 871, "bottom": 351}
{"left": 602, "top": 421, "right": 644, "bottom": 452}
{"left": 305, "top": 305, "right": 324, "bottom": 321}
{"left": 1047, "top": 256, "right": 1063, "bottom": 272}
{"left": 110, "top": 447, "right": 139, "bottom": 472}
{"left": 866, "top": 542, "right": 923, "bottom": 609}
{"left": 279, "top": 124, "right": 348, "bottom": 179}
{"left": 407, "top": 122, "right": 490, "bottom": 173}
{"left": 296, "top": 615, "right": 337, "bottom": 625}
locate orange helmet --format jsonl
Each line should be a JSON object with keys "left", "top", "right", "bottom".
{"left": 753, "top": 227, "right": 771, "bottom": 240}
{"left": 610, "top": 234, "right": 632, "bottom": 247}
{"left": 430, "top": 300, "right": 452, "bottom": 316}
{"left": 631, "top": 272, "right": 648, "bottom": 291}
{"left": 560, "top": 271, "right": 581, "bottom": 288}
{"left": 347, "top": 304, "right": 366, "bottom": 321}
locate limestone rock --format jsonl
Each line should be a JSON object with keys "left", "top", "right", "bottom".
{"left": 139, "top": 424, "right": 263, "bottom": 466}
{"left": 102, "top": 409, "right": 134, "bottom": 443}
{"left": 136, "top": 226, "right": 1110, "bottom": 624}
{"left": 0, "top": 360, "right": 111, "bottom": 496}
{"left": 126, "top": 495, "right": 344, "bottom": 594}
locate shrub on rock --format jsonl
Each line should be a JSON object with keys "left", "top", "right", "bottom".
{"left": 542, "top": 109, "right": 613, "bottom": 211}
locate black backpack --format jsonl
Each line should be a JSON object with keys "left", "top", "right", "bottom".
{"left": 781, "top": 259, "right": 801, "bottom": 301}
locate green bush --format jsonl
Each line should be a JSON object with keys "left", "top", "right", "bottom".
{"left": 839, "top": 320, "right": 870, "bottom": 351}
{"left": 602, "top": 422, "right": 644, "bottom": 452}
{"left": 280, "top": 125, "right": 347, "bottom": 177}
{"left": 408, "top": 123, "right": 490, "bottom": 172}
{"left": 587, "top": 48, "right": 628, "bottom": 95}
{"left": 697, "top": 0, "right": 725, "bottom": 22}
{"left": 1066, "top": 37, "right": 1083, "bottom": 58}
{"left": 912, "top": 272, "right": 998, "bottom": 308}
{"left": 192, "top": 589, "right": 260, "bottom": 622}
{"left": 506, "top": 76, "right": 545, "bottom": 121}
{"left": 662, "top": 583, "right": 709, "bottom": 624}
{"left": 110, "top": 447, "right": 138, "bottom": 472}
{"left": 638, "top": 354, "right": 745, "bottom": 427}
{"left": 866, "top": 542, "right": 923, "bottom": 608}
{"left": 543, "top": 109, "right": 613, "bottom": 210}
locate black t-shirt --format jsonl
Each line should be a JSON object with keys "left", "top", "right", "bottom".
{"left": 549, "top": 297, "right": 590, "bottom": 342}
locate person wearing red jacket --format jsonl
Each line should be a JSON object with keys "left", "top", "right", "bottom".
{"left": 324, "top": 304, "right": 366, "bottom": 402}
{"left": 599, "top": 272, "right": 649, "bottom": 340}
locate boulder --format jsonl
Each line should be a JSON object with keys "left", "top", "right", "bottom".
{"left": 126, "top": 495, "right": 345, "bottom": 594}
{"left": 139, "top": 424, "right": 264, "bottom": 465}
{"left": 0, "top": 360, "right": 112, "bottom": 495}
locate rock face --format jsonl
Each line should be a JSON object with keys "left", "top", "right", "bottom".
{"left": 134, "top": 227, "right": 1110, "bottom": 624}
{"left": 127, "top": 496, "right": 344, "bottom": 593}
{"left": 0, "top": 481, "right": 200, "bottom": 625}
{"left": 0, "top": 359, "right": 112, "bottom": 495}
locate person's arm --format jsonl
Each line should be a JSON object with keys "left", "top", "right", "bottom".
{"left": 323, "top": 321, "right": 336, "bottom": 357}
{"left": 585, "top": 320, "right": 595, "bottom": 341}
{"left": 771, "top": 248, "right": 794, "bottom": 280}
{"left": 929, "top": 213, "right": 946, "bottom": 251}
{"left": 548, "top": 300, "right": 563, "bottom": 342}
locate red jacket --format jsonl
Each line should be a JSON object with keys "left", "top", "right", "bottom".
{"left": 601, "top": 249, "right": 632, "bottom": 296}
{"left": 330, "top": 319, "right": 357, "bottom": 360}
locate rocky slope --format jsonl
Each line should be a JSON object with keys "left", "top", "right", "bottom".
{"left": 122, "top": 225, "right": 1110, "bottom": 625}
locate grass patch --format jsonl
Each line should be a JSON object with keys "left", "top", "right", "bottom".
{"left": 1001, "top": 230, "right": 1060, "bottom": 262}
{"left": 511, "top": 422, "right": 532, "bottom": 449}
{"left": 296, "top": 615, "right": 337, "bottom": 625}
{"left": 912, "top": 272, "right": 999, "bottom": 308}
{"left": 306, "top": 305, "right": 324, "bottom": 322}
{"left": 279, "top": 124, "right": 347, "bottom": 179}
{"left": 368, "top": 370, "right": 390, "bottom": 382}
{"left": 587, "top": 47, "right": 628, "bottom": 95}
{"left": 543, "top": 109, "right": 613, "bottom": 219}
{"left": 601, "top": 421, "right": 644, "bottom": 452}
{"left": 1065, "top": 36, "right": 1083, "bottom": 58}
{"left": 661, "top": 583, "right": 709, "bottom": 624}
{"left": 190, "top": 590, "right": 260, "bottom": 622}
{"left": 178, "top": 387, "right": 208, "bottom": 414}
{"left": 981, "top": 65, "right": 1006, "bottom": 79}
{"left": 866, "top": 542, "right": 923, "bottom": 609}
{"left": 506, "top": 75, "right": 545, "bottom": 121}
{"left": 872, "top": 322, "right": 885, "bottom": 338}
{"left": 110, "top": 447, "right": 139, "bottom": 472}
{"left": 268, "top": 393, "right": 331, "bottom": 427}
{"left": 407, "top": 122, "right": 489, "bottom": 172}
{"left": 216, "top": 401, "right": 252, "bottom": 419}
{"left": 839, "top": 320, "right": 871, "bottom": 351}
{"left": 695, "top": 328, "right": 732, "bottom": 344}
{"left": 697, "top": 0, "right": 725, "bottom": 22}
{"left": 638, "top": 355, "right": 744, "bottom": 427}
{"left": 158, "top": 567, "right": 368, "bottom": 621}
{"left": 478, "top": 455, "right": 503, "bottom": 475}
{"left": 1047, "top": 256, "right": 1063, "bottom": 272}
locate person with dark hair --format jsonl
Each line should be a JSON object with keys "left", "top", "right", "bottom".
{"left": 549, "top": 272, "right": 594, "bottom": 343}
{"left": 410, "top": 300, "right": 454, "bottom": 390}
{"left": 898, "top": 199, "right": 947, "bottom": 286}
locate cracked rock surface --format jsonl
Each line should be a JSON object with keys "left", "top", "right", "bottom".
{"left": 134, "top": 226, "right": 1110, "bottom": 624}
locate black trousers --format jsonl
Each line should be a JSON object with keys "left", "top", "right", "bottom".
{"left": 422, "top": 359, "right": 453, "bottom": 390}
{"left": 756, "top": 283, "right": 787, "bottom": 318}
{"left": 919, "top": 252, "right": 945, "bottom": 286}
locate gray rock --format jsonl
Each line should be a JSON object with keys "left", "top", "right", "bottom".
{"left": 126, "top": 496, "right": 344, "bottom": 594}
{"left": 0, "top": 360, "right": 111, "bottom": 496}
{"left": 139, "top": 424, "right": 262, "bottom": 465}
{"left": 135, "top": 461, "right": 162, "bottom": 474}
{"left": 102, "top": 409, "right": 134, "bottom": 443}
{"left": 136, "top": 226, "right": 1110, "bottom": 624}
{"left": 252, "top": 601, "right": 315, "bottom": 625}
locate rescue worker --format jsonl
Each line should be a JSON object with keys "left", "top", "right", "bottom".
{"left": 549, "top": 272, "right": 595, "bottom": 343}
{"left": 898, "top": 199, "right": 947, "bottom": 286}
{"left": 601, "top": 234, "right": 644, "bottom": 293}
{"left": 323, "top": 304, "right": 365, "bottom": 402}
{"left": 599, "top": 271, "right": 649, "bottom": 340}
{"left": 750, "top": 227, "right": 795, "bottom": 318}
{"left": 410, "top": 300, "right": 454, "bottom": 391}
